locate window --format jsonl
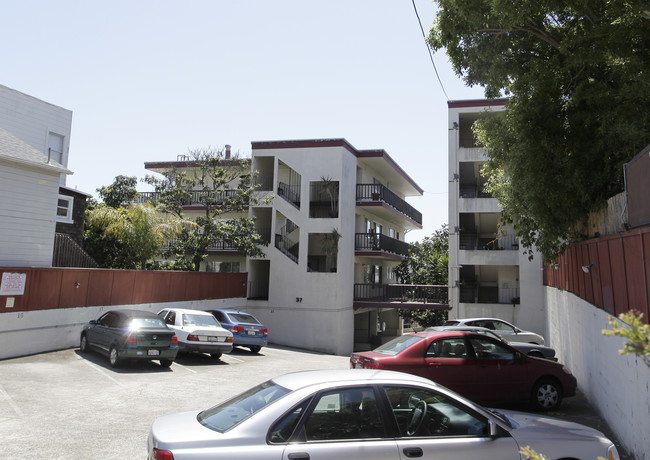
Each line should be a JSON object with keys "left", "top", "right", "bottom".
{"left": 383, "top": 386, "right": 488, "bottom": 437}
{"left": 56, "top": 195, "right": 74, "bottom": 223}
{"left": 469, "top": 337, "right": 515, "bottom": 361}
{"left": 302, "top": 387, "right": 384, "bottom": 441}
{"left": 47, "top": 132, "right": 64, "bottom": 164}
{"left": 387, "top": 266, "right": 395, "bottom": 281}
{"left": 206, "top": 261, "right": 240, "bottom": 273}
{"left": 426, "top": 338, "right": 468, "bottom": 359}
{"left": 362, "top": 264, "right": 382, "bottom": 284}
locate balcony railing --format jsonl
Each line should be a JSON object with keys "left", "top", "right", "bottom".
{"left": 458, "top": 283, "right": 520, "bottom": 304}
{"left": 163, "top": 238, "right": 240, "bottom": 252}
{"left": 277, "top": 182, "right": 301, "bottom": 209}
{"left": 356, "top": 184, "right": 422, "bottom": 225}
{"left": 459, "top": 231, "right": 519, "bottom": 250}
{"left": 135, "top": 190, "right": 243, "bottom": 206}
{"left": 355, "top": 233, "right": 409, "bottom": 257}
{"left": 354, "top": 283, "right": 448, "bottom": 305}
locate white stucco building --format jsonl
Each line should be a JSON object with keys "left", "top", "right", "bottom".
{"left": 447, "top": 99, "right": 546, "bottom": 338}
{"left": 143, "top": 139, "right": 427, "bottom": 355}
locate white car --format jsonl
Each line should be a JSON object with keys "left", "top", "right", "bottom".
{"left": 148, "top": 369, "right": 619, "bottom": 460}
{"left": 158, "top": 308, "right": 233, "bottom": 359}
{"left": 445, "top": 318, "right": 545, "bottom": 344}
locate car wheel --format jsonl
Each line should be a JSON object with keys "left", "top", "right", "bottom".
{"left": 249, "top": 346, "right": 261, "bottom": 354}
{"left": 210, "top": 352, "right": 222, "bottom": 360}
{"left": 79, "top": 334, "right": 89, "bottom": 353}
{"left": 159, "top": 359, "right": 173, "bottom": 368}
{"left": 531, "top": 379, "right": 562, "bottom": 411}
{"left": 109, "top": 346, "right": 122, "bottom": 368}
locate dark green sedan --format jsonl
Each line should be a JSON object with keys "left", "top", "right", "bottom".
{"left": 80, "top": 309, "right": 179, "bottom": 368}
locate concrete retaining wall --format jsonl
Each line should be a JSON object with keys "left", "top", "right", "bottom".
{"left": 0, "top": 297, "right": 247, "bottom": 361}
{"left": 546, "top": 287, "right": 650, "bottom": 460}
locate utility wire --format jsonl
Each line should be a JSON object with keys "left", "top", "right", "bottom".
{"left": 411, "top": 0, "right": 449, "bottom": 101}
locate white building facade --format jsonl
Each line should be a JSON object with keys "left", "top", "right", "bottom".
{"left": 447, "top": 100, "right": 547, "bottom": 338}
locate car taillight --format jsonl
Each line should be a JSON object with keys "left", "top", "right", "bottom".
{"left": 187, "top": 334, "right": 199, "bottom": 342}
{"left": 151, "top": 448, "right": 174, "bottom": 460}
{"left": 260, "top": 328, "right": 268, "bottom": 334}
{"left": 125, "top": 333, "right": 136, "bottom": 344}
{"left": 226, "top": 336, "right": 233, "bottom": 343}
{"left": 170, "top": 335, "right": 178, "bottom": 344}
{"left": 230, "top": 326, "right": 244, "bottom": 333}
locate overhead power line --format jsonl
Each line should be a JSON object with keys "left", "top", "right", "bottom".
{"left": 411, "top": 0, "right": 449, "bottom": 101}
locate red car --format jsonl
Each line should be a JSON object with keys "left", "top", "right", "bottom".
{"left": 350, "top": 331, "right": 576, "bottom": 411}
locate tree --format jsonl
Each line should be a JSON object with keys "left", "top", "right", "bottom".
{"left": 144, "top": 146, "right": 267, "bottom": 271}
{"left": 85, "top": 203, "right": 193, "bottom": 269}
{"left": 428, "top": 1, "right": 650, "bottom": 261}
{"left": 396, "top": 225, "right": 449, "bottom": 328}
{"left": 96, "top": 175, "right": 138, "bottom": 208}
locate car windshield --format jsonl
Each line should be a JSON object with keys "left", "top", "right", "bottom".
{"left": 444, "top": 320, "right": 460, "bottom": 326}
{"left": 129, "top": 317, "right": 166, "bottom": 329}
{"left": 229, "top": 313, "right": 261, "bottom": 324}
{"left": 198, "top": 381, "right": 290, "bottom": 432}
{"left": 373, "top": 335, "right": 423, "bottom": 356}
{"left": 183, "top": 314, "right": 219, "bottom": 327}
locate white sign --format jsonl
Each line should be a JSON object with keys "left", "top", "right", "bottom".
{"left": 0, "top": 272, "right": 27, "bottom": 296}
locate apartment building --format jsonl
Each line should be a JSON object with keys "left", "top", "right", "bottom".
{"left": 142, "top": 139, "right": 427, "bottom": 355}
{"left": 447, "top": 99, "right": 546, "bottom": 337}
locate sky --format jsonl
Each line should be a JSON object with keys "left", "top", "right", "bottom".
{"left": 2, "top": 0, "right": 485, "bottom": 242}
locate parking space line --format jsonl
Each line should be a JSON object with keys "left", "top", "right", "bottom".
{"left": 171, "top": 361, "right": 197, "bottom": 373}
{"left": 78, "top": 358, "right": 127, "bottom": 387}
{"left": 0, "top": 383, "right": 24, "bottom": 417}
{"left": 223, "top": 354, "right": 244, "bottom": 363}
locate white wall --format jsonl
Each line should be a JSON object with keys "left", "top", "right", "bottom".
{"left": 546, "top": 287, "right": 650, "bottom": 459}
{"left": 0, "top": 85, "right": 72, "bottom": 185}
{"left": 0, "top": 298, "right": 247, "bottom": 361}
{"left": 0, "top": 161, "right": 61, "bottom": 267}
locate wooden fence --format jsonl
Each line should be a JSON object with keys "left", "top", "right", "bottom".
{"left": 544, "top": 226, "right": 650, "bottom": 322}
{"left": 0, "top": 267, "right": 247, "bottom": 313}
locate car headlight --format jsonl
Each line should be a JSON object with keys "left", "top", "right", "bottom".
{"left": 608, "top": 444, "right": 620, "bottom": 460}
{"left": 562, "top": 366, "right": 573, "bottom": 375}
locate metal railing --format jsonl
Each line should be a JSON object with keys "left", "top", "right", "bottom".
{"left": 277, "top": 182, "right": 300, "bottom": 208}
{"left": 458, "top": 283, "right": 520, "bottom": 304}
{"left": 354, "top": 233, "right": 409, "bottom": 257}
{"left": 356, "top": 184, "right": 422, "bottom": 225}
{"left": 134, "top": 190, "right": 242, "bottom": 205}
{"left": 354, "top": 283, "right": 448, "bottom": 305}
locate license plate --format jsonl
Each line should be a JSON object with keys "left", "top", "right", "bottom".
{"left": 247, "top": 331, "right": 257, "bottom": 336}
{"left": 148, "top": 349, "right": 159, "bottom": 356}
{"left": 207, "top": 337, "right": 219, "bottom": 342}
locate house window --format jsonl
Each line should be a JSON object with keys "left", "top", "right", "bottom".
{"left": 206, "top": 261, "right": 240, "bottom": 273}
{"left": 48, "top": 132, "right": 65, "bottom": 164}
{"left": 56, "top": 195, "right": 73, "bottom": 223}
{"left": 387, "top": 266, "right": 395, "bottom": 281}
{"left": 363, "top": 264, "right": 382, "bottom": 284}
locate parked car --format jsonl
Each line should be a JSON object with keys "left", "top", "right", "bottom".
{"left": 158, "top": 308, "right": 233, "bottom": 359}
{"left": 444, "top": 317, "right": 545, "bottom": 344}
{"left": 350, "top": 330, "right": 576, "bottom": 410}
{"left": 80, "top": 309, "right": 178, "bottom": 368}
{"left": 148, "top": 369, "right": 618, "bottom": 460}
{"left": 205, "top": 309, "right": 268, "bottom": 353}
{"left": 427, "top": 325, "right": 557, "bottom": 360}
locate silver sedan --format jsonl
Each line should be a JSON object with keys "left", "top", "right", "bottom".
{"left": 148, "top": 369, "right": 619, "bottom": 460}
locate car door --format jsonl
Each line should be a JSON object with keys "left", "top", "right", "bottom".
{"left": 281, "top": 386, "right": 400, "bottom": 460}
{"left": 382, "top": 385, "right": 520, "bottom": 460}
{"left": 465, "top": 336, "right": 530, "bottom": 402}
{"left": 422, "top": 338, "right": 476, "bottom": 397}
{"left": 91, "top": 311, "right": 118, "bottom": 353}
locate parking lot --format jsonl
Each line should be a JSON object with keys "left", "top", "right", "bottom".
{"left": 0, "top": 345, "right": 628, "bottom": 459}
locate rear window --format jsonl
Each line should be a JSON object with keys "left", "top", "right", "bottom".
{"left": 129, "top": 317, "right": 167, "bottom": 329}
{"left": 198, "top": 381, "right": 290, "bottom": 432}
{"left": 373, "top": 335, "right": 423, "bottom": 356}
{"left": 229, "top": 313, "right": 261, "bottom": 324}
{"left": 183, "top": 314, "right": 219, "bottom": 327}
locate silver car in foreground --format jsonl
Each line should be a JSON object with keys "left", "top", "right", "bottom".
{"left": 148, "top": 369, "right": 619, "bottom": 460}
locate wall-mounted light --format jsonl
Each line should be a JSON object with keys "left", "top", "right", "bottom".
{"left": 74, "top": 282, "right": 81, "bottom": 288}
{"left": 452, "top": 173, "right": 459, "bottom": 180}
{"left": 582, "top": 263, "right": 595, "bottom": 273}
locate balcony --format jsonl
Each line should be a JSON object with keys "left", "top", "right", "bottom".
{"left": 356, "top": 184, "right": 422, "bottom": 226}
{"left": 354, "top": 233, "right": 409, "bottom": 258}
{"left": 163, "top": 238, "right": 241, "bottom": 253}
{"left": 458, "top": 282, "right": 520, "bottom": 305}
{"left": 354, "top": 283, "right": 449, "bottom": 310}
{"left": 459, "top": 231, "right": 519, "bottom": 251}
{"left": 135, "top": 190, "right": 245, "bottom": 206}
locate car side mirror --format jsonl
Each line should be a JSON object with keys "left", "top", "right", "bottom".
{"left": 89, "top": 320, "right": 96, "bottom": 325}
{"left": 488, "top": 420, "right": 499, "bottom": 437}
{"left": 515, "top": 351, "right": 526, "bottom": 362}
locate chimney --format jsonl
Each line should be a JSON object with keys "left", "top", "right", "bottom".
{"left": 225, "top": 144, "right": 231, "bottom": 159}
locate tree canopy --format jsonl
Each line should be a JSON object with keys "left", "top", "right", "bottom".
{"left": 428, "top": 1, "right": 650, "bottom": 261}
{"left": 396, "top": 225, "right": 449, "bottom": 328}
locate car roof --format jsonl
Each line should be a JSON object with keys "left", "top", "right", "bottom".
{"left": 450, "top": 318, "right": 510, "bottom": 323}
{"left": 110, "top": 309, "right": 160, "bottom": 319}
{"left": 208, "top": 309, "right": 253, "bottom": 315}
{"left": 428, "top": 325, "right": 493, "bottom": 333}
{"left": 272, "top": 369, "right": 435, "bottom": 391}
{"left": 160, "top": 308, "right": 213, "bottom": 316}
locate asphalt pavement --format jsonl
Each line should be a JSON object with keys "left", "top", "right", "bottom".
{"left": 0, "top": 346, "right": 629, "bottom": 459}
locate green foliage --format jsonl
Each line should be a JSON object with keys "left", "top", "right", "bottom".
{"left": 96, "top": 175, "right": 138, "bottom": 208}
{"left": 603, "top": 310, "right": 650, "bottom": 365}
{"left": 84, "top": 203, "right": 194, "bottom": 269}
{"left": 396, "top": 225, "right": 449, "bottom": 328}
{"left": 429, "top": 1, "right": 650, "bottom": 262}
{"left": 144, "top": 146, "right": 267, "bottom": 270}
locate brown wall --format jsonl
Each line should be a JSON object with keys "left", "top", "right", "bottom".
{"left": 0, "top": 267, "right": 247, "bottom": 313}
{"left": 544, "top": 226, "right": 650, "bottom": 322}
{"left": 626, "top": 145, "right": 650, "bottom": 229}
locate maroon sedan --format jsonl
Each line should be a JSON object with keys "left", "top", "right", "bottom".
{"left": 350, "top": 331, "right": 576, "bottom": 411}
